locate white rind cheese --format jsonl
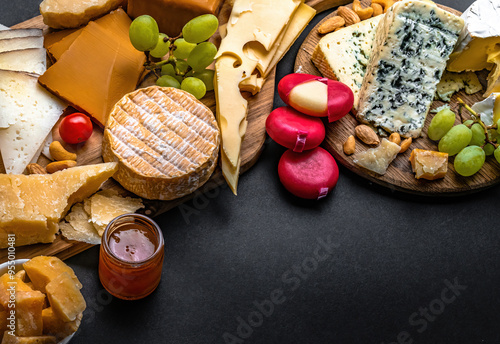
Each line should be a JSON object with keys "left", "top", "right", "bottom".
{"left": 357, "top": 0, "right": 464, "bottom": 138}
{"left": 0, "top": 70, "right": 66, "bottom": 174}
{"left": 312, "top": 15, "right": 382, "bottom": 109}
{"left": 103, "top": 86, "right": 220, "bottom": 201}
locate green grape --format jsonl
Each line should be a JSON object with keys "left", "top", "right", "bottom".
{"left": 469, "top": 123, "right": 486, "bottom": 146}
{"left": 497, "top": 118, "right": 500, "bottom": 134}
{"left": 438, "top": 124, "right": 472, "bottom": 156}
{"left": 161, "top": 63, "right": 176, "bottom": 77}
{"left": 150, "top": 33, "right": 171, "bottom": 58}
{"left": 181, "top": 77, "right": 206, "bottom": 99}
{"left": 129, "top": 15, "right": 159, "bottom": 52}
{"left": 175, "top": 60, "right": 189, "bottom": 75}
{"left": 463, "top": 119, "right": 474, "bottom": 127}
{"left": 173, "top": 38, "right": 196, "bottom": 59}
{"left": 483, "top": 143, "right": 495, "bottom": 156}
{"left": 182, "top": 14, "right": 219, "bottom": 44}
{"left": 427, "top": 108, "right": 456, "bottom": 141}
{"left": 494, "top": 146, "right": 500, "bottom": 164}
{"left": 156, "top": 75, "right": 181, "bottom": 89}
{"left": 187, "top": 42, "right": 217, "bottom": 72}
{"left": 454, "top": 146, "right": 485, "bottom": 177}
{"left": 193, "top": 69, "right": 215, "bottom": 91}
{"left": 174, "top": 75, "right": 184, "bottom": 83}
{"left": 489, "top": 128, "right": 499, "bottom": 141}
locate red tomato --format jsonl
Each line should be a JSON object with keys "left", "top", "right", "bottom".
{"left": 59, "top": 113, "right": 93, "bottom": 144}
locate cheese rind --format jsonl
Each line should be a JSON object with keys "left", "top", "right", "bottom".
{"left": 357, "top": 0, "right": 464, "bottom": 138}
{"left": 312, "top": 16, "right": 382, "bottom": 109}
{"left": 103, "top": 87, "right": 220, "bottom": 200}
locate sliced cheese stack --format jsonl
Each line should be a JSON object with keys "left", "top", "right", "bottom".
{"left": 39, "top": 8, "right": 146, "bottom": 127}
{"left": 312, "top": 16, "right": 382, "bottom": 110}
{"left": 102, "top": 87, "right": 220, "bottom": 200}
{"left": 215, "top": 0, "right": 316, "bottom": 194}
{"left": 447, "top": 0, "right": 500, "bottom": 96}
{"left": 357, "top": 0, "right": 464, "bottom": 138}
{"left": 0, "top": 163, "right": 118, "bottom": 248}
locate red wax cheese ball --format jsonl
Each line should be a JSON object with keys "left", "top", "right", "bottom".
{"left": 278, "top": 147, "right": 339, "bottom": 200}
{"left": 266, "top": 106, "right": 325, "bottom": 152}
{"left": 277, "top": 73, "right": 354, "bottom": 122}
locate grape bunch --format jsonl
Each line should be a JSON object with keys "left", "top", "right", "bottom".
{"left": 128, "top": 14, "right": 219, "bottom": 99}
{"left": 427, "top": 100, "right": 500, "bottom": 177}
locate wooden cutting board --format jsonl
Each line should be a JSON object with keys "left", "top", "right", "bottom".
{"left": 295, "top": 1, "right": 500, "bottom": 196}
{"left": 0, "top": 0, "right": 352, "bottom": 261}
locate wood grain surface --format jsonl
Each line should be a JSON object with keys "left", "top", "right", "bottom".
{"left": 0, "top": 0, "right": 353, "bottom": 261}
{"left": 294, "top": 1, "right": 500, "bottom": 196}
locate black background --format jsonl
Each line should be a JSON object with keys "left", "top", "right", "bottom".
{"left": 2, "top": 0, "right": 500, "bottom": 343}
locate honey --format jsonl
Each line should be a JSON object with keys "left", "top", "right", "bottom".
{"left": 99, "top": 214, "right": 164, "bottom": 300}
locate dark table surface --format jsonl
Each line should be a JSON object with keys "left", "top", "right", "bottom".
{"left": 1, "top": 0, "right": 499, "bottom": 343}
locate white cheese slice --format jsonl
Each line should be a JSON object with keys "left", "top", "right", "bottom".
{"left": 0, "top": 48, "right": 47, "bottom": 74}
{"left": 0, "top": 36, "right": 44, "bottom": 53}
{"left": 471, "top": 93, "right": 500, "bottom": 126}
{"left": 0, "top": 28, "right": 42, "bottom": 40}
{"left": 0, "top": 70, "right": 66, "bottom": 174}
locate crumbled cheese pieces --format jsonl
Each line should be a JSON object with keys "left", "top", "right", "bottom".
{"left": 103, "top": 86, "right": 220, "bottom": 200}
{"left": 353, "top": 139, "right": 401, "bottom": 175}
{"left": 436, "top": 71, "right": 483, "bottom": 101}
{"left": 312, "top": 16, "right": 382, "bottom": 109}
{"left": 357, "top": 0, "right": 464, "bottom": 138}
{"left": 409, "top": 149, "right": 448, "bottom": 180}
{"left": 0, "top": 163, "right": 118, "bottom": 248}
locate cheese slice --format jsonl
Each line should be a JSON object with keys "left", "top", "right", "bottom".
{"left": 102, "top": 86, "right": 220, "bottom": 200}
{"left": 0, "top": 70, "right": 66, "bottom": 173}
{"left": 0, "top": 36, "right": 43, "bottom": 53}
{"left": 0, "top": 28, "right": 42, "bottom": 40}
{"left": 0, "top": 163, "right": 118, "bottom": 248}
{"left": 43, "top": 28, "right": 79, "bottom": 49}
{"left": 39, "top": 12, "right": 146, "bottom": 126}
{"left": 0, "top": 48, "right": 47, "bottom": 74}
{"left": 357, "top": 0, "right": 464, "bottom": 138}
{"left": 59, "top": 204, "right": 101, "bottom": 245}
{"left": 353, "top": 139, "right": 401, "bottom": 175}
{"left": 312, "top": 16, "right": 382, "bottom": 109}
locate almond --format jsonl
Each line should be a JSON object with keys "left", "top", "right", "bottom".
{"left": 337, "top": 6, "right": 361, "bottom": 26}
{"left": 27, "top": 163, "right": 47, "bottom": 175}
{"left": 318, "top": 16, "right": 345, "bottom": 34}
{"left": 355, "top": 125, "right": 380, "bottom": 145}
{"left": 343, "top": 135, "right": 356, "bottom": 155}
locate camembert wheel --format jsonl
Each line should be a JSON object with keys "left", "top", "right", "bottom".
{"left": 102, "top": 86, "right": 220, "bottom": 200}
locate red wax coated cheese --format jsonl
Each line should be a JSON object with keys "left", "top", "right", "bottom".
{"left": 278, "top": 147, "right": 339, "bottom": 200}
{"left": 277, "top": 73, "right": 354, "bottom": 122}
{"left": 266, "top": 106, "right": 325, "bottom": 152}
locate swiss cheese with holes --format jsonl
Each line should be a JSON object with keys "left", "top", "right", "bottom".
{"left": 102, "top": 86, "right": 220, "bottom": 200}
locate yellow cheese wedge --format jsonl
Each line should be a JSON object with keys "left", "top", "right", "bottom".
{"left": 0, "top": 163, "right": 118, "bottom": 248}
{"left": 45, "top": 272, "right": 86, "bottom": 323}
{"left": 39, "top": 11, "right": 146, "bottom": 126}
{"left": 23, "top": 256, "right": 82, "bottom": 293}
{"left": 40, "top": 0, "right": 124, "bottom": 29}
{"left": 15, "top": 291, "right": 45, "bottom": 337}
{"left": 409, "top": 149, "right": 448, "bottom": 180}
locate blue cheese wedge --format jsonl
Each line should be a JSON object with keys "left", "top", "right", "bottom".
{"left": 357, "top": 0, "right": 464, "bottom": 138}
{"left": 436, "top": 71, "right": 483, "bottom": 101}
{"left": 353, "top": 139, "right": 401, "bottom": 175}
{"left": 312, "top": 16, "right": 382, "bottom": 109}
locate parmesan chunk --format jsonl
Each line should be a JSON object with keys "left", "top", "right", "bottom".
{"left": 353, "top": 139, "right": 401, "bottom": 175}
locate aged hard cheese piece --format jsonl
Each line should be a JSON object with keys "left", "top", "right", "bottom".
{"left": 0, "top": 36, "right": 43, "bottom": 53}
{"left": 436, "top": 71, "right": 483, "bottom": 101}
{"left": 128, "top": 0, "right": 223, "bottom": 37}
{"left": 353, "top": 138, "right": 401, "bottom": 175}
{"left": 0, "top": 48, "right": 46, "bottom": 74}
{"left": 39, "top": 10, "right": 146, "bottom": 126}
{"left": 40, "top": 0, "right": 124, "bottom": 29}
{"left": 103, "top": 87, "right": 220, "bottom": 200}
{"left": 14, "top": 291, "right": 45, "bottom": 337}
{"left": 42, "top": 308, "right": 81, "bottom": 340}
{"left": 45, "top": 272, "right": 86, "bottom": 322}
{"left": 0, "top": 274, "right": 33, "bottom": 308}
{"left": 357, "top": 0, "right": 464, "bottom": 138}
{"left": 0, "top": 70, "right": 65, "bottom": 173}
{"left": 0, "top": 29, "right": 42, "bottom": 40}
{"left": 59, "top": 204, "right": 101, "bottom": 245}
{"left": 409, "top": 149, "right": 448, "bottom": 180}
{"left": 312, "top": 15, "right": 382, "bottom": 109}
{"left": 215, "top": 0, "right": 303, "bottom": 194}
{"left": 23, "top": 256, "right": 82, "bottom": 293}
{"left": 0, "top": 163, "right": 118, "bottom": 248}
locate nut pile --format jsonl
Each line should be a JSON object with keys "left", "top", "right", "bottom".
{"left": 343, "top": 125, "right": 412, "bottom": 155}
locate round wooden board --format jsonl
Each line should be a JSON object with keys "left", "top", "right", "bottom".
{"left": 294, "top": 1, "right": 500, "bottom": 196}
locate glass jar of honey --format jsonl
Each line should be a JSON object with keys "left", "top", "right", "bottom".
{"left": 99, "top": 214, "right": 164, "bottom": 300}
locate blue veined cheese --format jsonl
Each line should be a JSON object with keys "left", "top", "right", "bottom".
{"left": 312, "top": 15, "right": 382, "bottom": 109}
{"left": 356, "top": 0, "right": 464, "bottom": 138}
{"left": 435, "top": 71, "right": 482, "bottom": 101}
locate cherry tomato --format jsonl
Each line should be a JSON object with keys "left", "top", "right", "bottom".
{"left": 59, "top": 113, "right": 93, "bottom": 144}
